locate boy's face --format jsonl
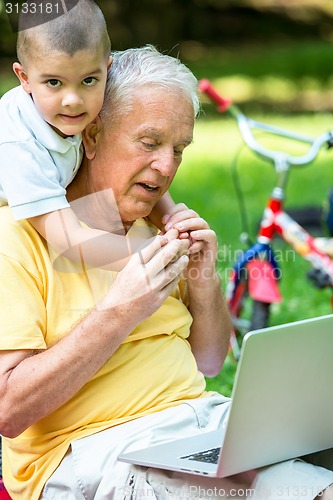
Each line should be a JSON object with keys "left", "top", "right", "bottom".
{"left": 13, "top": 47, "right": 111, "bottom": 138}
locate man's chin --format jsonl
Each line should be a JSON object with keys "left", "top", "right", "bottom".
{"left": 122, "top": 200, "right": 158, "bottom": 223}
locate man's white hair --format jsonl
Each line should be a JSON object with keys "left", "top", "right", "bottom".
{"left": 101, "top": 45, "right": 200, "bottom": 123}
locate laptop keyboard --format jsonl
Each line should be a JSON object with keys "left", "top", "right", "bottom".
{"left": 180, "top": 447, "right": 220, "bottom": 464}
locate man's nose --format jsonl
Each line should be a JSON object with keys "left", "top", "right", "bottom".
{"left": 151, "top": 149, "right": 177, "bottom": 176}
{"left": 62, "top": 90, "right": 84, "bottom": 108}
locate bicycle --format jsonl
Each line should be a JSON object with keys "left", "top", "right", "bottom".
{"left": 199, "top": 79, "right": 333, "bottom": 359}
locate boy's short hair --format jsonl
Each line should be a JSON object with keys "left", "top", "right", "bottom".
{"left": 17, "top": 0, "right": 111, "bottom": 66}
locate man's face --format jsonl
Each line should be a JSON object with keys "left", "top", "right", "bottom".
{"left": 91, "top": 86, "right": 194, "bottom": 225}
{"left": 15, "top": 47, "right": 110, "bottom": 138}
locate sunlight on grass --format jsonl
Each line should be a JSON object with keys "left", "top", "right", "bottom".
{"left": 213, "top": 75, "right": 299, "bottom": 105}
{"left": 208, "top": 74, "right": 332, "bottom": 110}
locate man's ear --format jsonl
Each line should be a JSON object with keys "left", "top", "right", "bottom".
{"left": 82, "top": 116, "right": 103, "bottom": 160}
{"left": 13, "top": 62, "right": 31, "bottom": 93}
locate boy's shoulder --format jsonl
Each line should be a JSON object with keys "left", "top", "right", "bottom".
{"left": 0, "top": 85, "right": 22, "bottom": 114}
{"left": 0, "top": 85, "right": 20, "bottom": 102}
{"left": 0, "top": 87, "right": 79, "bottom": 152}
{"left": 0, "top": 86, "right": 33, "bottom": 143}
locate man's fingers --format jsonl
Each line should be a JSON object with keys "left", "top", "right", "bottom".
{"left": 136, "top": 228, "right": 182, "bottom": 266}
{"left": 147, "top": 238, "right": 188, "bottom": 274}
{"left": 188, "top": 241, "right": 204, "bottom": 254}
{"left": 162, "top": 228, "right": 180, "bottom": 243}
{"left": 188, "top": 229, "right": 217, "bottom": 244}
{"left": 136, "top": 234, "right": 167, "bottom": 264}
{"left": 187, "top": 229, "right": 218, "bottom": 255}
{"left": 159, "top": 254, "right": 189, "bottom": 289}
{"left": 139, "top": 238, "right": 189, "bottom": 292}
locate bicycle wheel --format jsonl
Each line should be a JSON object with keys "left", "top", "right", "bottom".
{"left": 228, "top": 280, "right": 271, "bottom": 360}
{"left": 228, "top": 279, "right": 250, "bottom": 335}
{"left": 250, "top": 300, "right": 270, "bottom": 331}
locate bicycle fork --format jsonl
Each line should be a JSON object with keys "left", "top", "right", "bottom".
{"left": 227, "top": 192, "right": 333, "bottom": 337}
{"left": 226, "top": 195, "right": 283, "bottom": 325}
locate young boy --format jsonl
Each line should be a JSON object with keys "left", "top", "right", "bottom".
{"left": 0, "top": 0, "right": 175, "bottom": 271}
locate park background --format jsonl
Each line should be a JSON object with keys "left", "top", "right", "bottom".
{"left": 1, "top": 0, "right": 333, "bottom": 393}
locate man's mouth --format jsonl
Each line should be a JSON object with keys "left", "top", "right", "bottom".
{"left": 137, "top": 182, "right": 159, "bottom": 192}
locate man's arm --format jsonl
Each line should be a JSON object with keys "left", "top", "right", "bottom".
{"left": 0, "top": 232, "right": 189, "bottom": 438}
{"left": 187, "top": 268, "right": 231, "bottom": 378}
{"left": 166, "top": 209, "right": 232, "bottom": 377}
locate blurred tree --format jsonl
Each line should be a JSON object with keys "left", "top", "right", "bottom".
{"left": 1, "top": 0, "right": 333, "bottom": 107}
{"left": 1, "top": 0, "right": 333, "bottom": 59}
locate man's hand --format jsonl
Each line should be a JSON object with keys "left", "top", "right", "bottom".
{"left": 162, "top": 203, "right": 199, "bottom": 236}
{"left": 163, "top": 204, "right": 218, "bottom": 285}
{"left": 99, "top": 229, "right": 190, "bottom": 319}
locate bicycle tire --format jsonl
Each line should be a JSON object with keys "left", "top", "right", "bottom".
{"left": 229, "top": 283, "right": 271, "bottom": 360}
{"left": 250, "top": 300, "right": 270, "bottom": 331}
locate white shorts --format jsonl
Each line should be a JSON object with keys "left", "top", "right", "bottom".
{"left": 41, "top": 394, "right": 333, "bottom": 500}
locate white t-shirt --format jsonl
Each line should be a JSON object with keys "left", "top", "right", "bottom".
{"left": 0, "top": 86, "right": 83, "bottom": 220}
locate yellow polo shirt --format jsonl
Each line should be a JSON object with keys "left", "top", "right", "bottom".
{"left": 0, "top": 207, "right": 207, "bottom": 500}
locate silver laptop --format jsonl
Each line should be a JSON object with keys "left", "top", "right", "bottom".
{"left": 118, "top": 314, "right": 333, "bottom": 477}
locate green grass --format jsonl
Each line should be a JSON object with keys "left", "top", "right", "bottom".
{"left": 170, "top": 111, "right": 333, "bottom": 396}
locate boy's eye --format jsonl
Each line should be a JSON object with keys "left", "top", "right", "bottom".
{"left": 82, "top": 77, "right": 98, "bottom": 86}
{"left": 46, "top": 79, "right": 61, "bottom": 88}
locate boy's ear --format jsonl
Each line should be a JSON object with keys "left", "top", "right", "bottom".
{"left": 13, "top": 62, "right": 31, "bottom": 93}
{"left": 82, "top": 116, "right": 103, "bottom": 160}
{"left": 107, "top": 56, "right": 112, "bottom": 70}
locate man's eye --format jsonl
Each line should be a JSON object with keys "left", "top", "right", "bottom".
{"left": 46, "top": 79, "right": 61, "bottom": 88}
{"left": 82, "top": 77, "right": 98, "bottom": 86}
{"left": 142, "top": 141, "right": 155, "bottom": 150}
{"left": 174, "top": 148, "right": 184, "bottom": 159}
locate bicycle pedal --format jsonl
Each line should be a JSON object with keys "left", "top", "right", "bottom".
{"left": 306, "top": 268, "right": 332, "bottom": 288}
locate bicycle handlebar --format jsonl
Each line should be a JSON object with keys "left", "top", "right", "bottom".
{"left": 199, "top": 78, "right": 333, "bottom": 169}
{"left": 198, "top": 79, "right": 232, "bottom": 112}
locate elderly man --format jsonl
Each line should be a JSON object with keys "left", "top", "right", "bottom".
{"left": 0, "top": 46, "right": 333, "bottom": 500}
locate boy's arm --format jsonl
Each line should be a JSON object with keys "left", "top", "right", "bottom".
{"left": 28, "top": 208, "right": 150, "bottom": 271}
{"left": 147, "top": 191, "right": 175, "bottom": 230}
